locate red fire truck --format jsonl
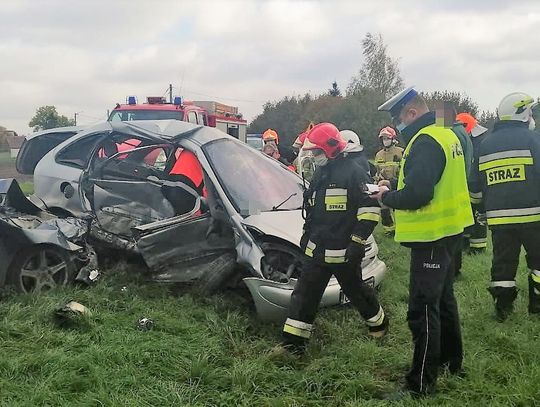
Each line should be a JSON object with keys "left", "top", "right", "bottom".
{"left": 108, "top": 96, "right": 247, "bottom": 142}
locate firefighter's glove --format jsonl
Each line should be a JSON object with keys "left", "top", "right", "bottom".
{"left": 346, "top": 237, "right": 366, "bottom": 264}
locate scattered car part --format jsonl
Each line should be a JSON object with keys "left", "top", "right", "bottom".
{"left": 137, "top": 317, "right": 154, "bottom": 331}
{"left": 54, "top": 300, "right": 91, "bottom": 325}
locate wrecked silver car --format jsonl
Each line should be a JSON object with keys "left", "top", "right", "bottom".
{"left": 0, "top": 179, "right": 97, "bottom": 293}
{"left": 17, "top": 120, "right": 387, "bottom": 321}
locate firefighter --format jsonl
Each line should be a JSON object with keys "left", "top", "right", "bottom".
{"left": 340, "top": 129, "right": 376, "bottom": 179}
{"left": 469, "top": 92, "right": 540, "bottom": 322}
{"left": 456, "top": 112, "right": 489, "bottom": 254}
{"left": 282, "top": 123, "right": 388, "bottom": 354}
{"left": 373, "top": 87, "right": 473, "bottom": 397}
{"left": 374, "top": 126, "right": 403, "bottom": 234}
{"left": 263, "top": 128, "right": 295, "bottom": 165}
{"left": 293, "top": 123, "right": 316, "bottom": 182}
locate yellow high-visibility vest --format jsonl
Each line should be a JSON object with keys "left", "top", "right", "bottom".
{"left": 395, "top": 124, "right": 474, "bottom": 242}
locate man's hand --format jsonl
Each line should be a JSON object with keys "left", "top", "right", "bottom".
{"left": 346, "top": 241, "right": 365, "bottom": 264}
{"left": 369, "top": 185, "right": 389, "bottom": 201}
{"left": 378, "top": 180, "right": 391, "bottom": 188}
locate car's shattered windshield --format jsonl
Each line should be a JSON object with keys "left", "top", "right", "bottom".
{"left": 204, "top": 139, "right": 303, "bottom": 215}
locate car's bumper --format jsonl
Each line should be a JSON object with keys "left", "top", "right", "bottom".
{"left": 243, "top": 256, "right": 387, "bottom": 322}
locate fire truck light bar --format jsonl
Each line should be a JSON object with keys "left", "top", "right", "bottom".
{"left": 127, "top": 96, "right": 137, "bottom": 105}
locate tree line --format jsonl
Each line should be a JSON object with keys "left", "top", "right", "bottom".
{"left": 248, "top": 33, "right": 499, "bottom": 157}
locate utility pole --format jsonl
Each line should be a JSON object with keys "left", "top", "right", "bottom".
{"left": 169, "top": 83, "right": 173, "bottom": 103}
{"left": 74, "top": 112, "right": 78, "bottom": 126}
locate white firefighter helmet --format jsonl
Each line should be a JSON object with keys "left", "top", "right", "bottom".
{"left": 340, "top": 130, "right": 364, "bottom": 153}
{"left": 498, "top": 92, "right": 537, "bottom": 122}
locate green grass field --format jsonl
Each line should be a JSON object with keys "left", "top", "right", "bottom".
{"left": 0, "top": 229, "right": 539, "bottom": 406}
{"left": 0, "top": 151, "right": 33, "bottom": 194}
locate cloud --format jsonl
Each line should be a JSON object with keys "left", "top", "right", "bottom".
{"left": 1, "top": 0, "right": 540, "bottom": 133}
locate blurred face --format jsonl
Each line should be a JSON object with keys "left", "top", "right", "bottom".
{"left": 382, "top": 136, "right": 393, "bottom": 147}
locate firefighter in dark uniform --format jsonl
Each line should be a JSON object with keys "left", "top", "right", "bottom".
{"left": 469, "top": 92, "right": 540, "bottom": 321}
{"left": 282, "top": 123, "right": 388, "bottom": 353}
{"left": 373, "top": 87, "right": 474, "bottom": 397}
{"left": 456, "top": 112, "right": 489, "bottom": 254}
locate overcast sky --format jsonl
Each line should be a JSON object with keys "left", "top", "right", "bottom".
{"left": 1, "top": 0, "right": 539, "bottom": 134}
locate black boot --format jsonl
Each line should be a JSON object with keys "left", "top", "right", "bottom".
{"left": 488, "top": 286, "right": 518, "bottom": 322}
{"left": 368, "top": 315, "right": 389, "bottom": 339}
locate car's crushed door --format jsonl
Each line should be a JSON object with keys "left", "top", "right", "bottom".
{"left": 133, "top": 212, "right": 235, "bottom": 283}
{"left": 83, "top": 142, "right": 179, "bottom": 238}
{"left": 132, "top": 167, "right": 236, "bottom": 283}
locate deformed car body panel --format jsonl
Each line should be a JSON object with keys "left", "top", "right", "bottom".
{"left": 0, "top": 179, "right": 89, "bottom": 286}
{"left": 244, "top": 256, "right": 387, "bottom": 322}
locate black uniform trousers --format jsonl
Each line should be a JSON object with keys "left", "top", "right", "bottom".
{"left": 491, "top": 227, "right": 540, "bottom": 312}
{"left": 406, "top": 238, "right": 462, "bottom": 395}
{"left": 284, "top": 258, "right": 381, "bottom": 345}
{"left": 463, "top": 203, "right": 488, "bottom": 253}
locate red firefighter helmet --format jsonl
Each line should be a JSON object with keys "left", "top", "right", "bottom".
{"left": 455, "top": 112, "right": 477, "bottom": 134}
{"left": 378, "top": 126, "right": 397, "bottom": 139}
{"left": 262, "top": 129, "right": 279, "bottom": 144}
{"left": 302, "top": 122, "right": 346, "bottom": 159}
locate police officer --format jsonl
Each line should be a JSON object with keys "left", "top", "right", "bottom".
{"left": 469, "top": 92, "right": 540, "bottom": 321}
{"left": 456, "top": 112, "right": 489, "bottom": 254}
{"left": 372, "top": 87, "right": 473, "bottom": 397}
{"left": 282, "top": 123, "right": 388, "bottom": 354}
{"left": 374, "top": 126, "right": 403, "bottom": 234}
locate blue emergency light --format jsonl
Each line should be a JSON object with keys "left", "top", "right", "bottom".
{"left": 173, "top": 96, "right": 182, "bottom": 106}
{"left": 127, "top": 96, "right": 137, "bottom": 105}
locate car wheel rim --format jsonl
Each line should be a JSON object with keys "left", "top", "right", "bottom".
{"left": 19, "top": 249, "right": 69, "bottom": 293}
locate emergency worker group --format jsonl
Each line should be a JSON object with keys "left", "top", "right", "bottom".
{"left": 261, "top": 87, "right": 540, "bottom": 398}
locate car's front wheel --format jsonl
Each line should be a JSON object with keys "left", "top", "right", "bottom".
{"left": 7, "top": 245, "right": 74, "bottom": 293}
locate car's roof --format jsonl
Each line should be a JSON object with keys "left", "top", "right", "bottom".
{"left": 25, "top": 125, "right": 85, "bottom": 141}
{"left": 79, "top": 120, "right": 230, "bottom": 144}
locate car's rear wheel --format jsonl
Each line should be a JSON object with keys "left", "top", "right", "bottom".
{"left": 7, "top": 245, "right": 74, "bottom": 293}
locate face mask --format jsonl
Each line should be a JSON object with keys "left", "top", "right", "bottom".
{"left": 313, "top": 154, "right": 329, "bottom": 167}
{"left": 383, "top": 139, "right": 392, "bottom": 147}
{"left": 529, "top": 117, "right": 536, "bottom": 131}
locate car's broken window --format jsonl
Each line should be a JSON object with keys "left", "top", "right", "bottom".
{"left": 56, "top": 132, "right": 110, "bottom": 169}
{"left": 98, "top": 144, "right": 174, "bottom": 182}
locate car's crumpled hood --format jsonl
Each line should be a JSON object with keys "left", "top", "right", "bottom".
{"left": 242, "top": 209, "right": 377, "bottom": 257}
{"left": 242, "top": 210, "right": 304, "bottom": 246}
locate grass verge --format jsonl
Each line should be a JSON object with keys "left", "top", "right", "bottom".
{"left": 0, "top": 229, "right": 539, "bottom": 406}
